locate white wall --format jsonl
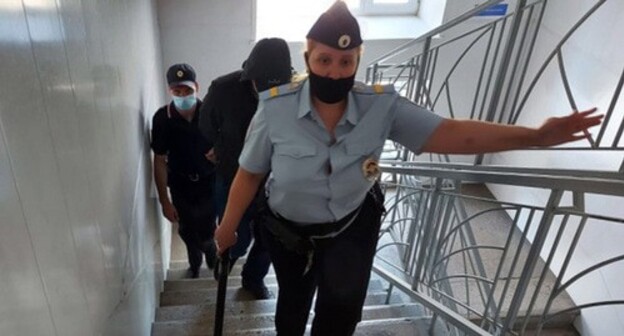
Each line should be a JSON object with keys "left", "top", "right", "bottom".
{"left": 0, "top": 0, "right": 166, "bottom": 335}
{"left": 156, "top": 0, "right": 256, "bottom": 96}
{"left": 419, "top": 0, "right": 448, "bottom": 28}
{"left": 156, "top": 0, "right": 418, "bottom": 91}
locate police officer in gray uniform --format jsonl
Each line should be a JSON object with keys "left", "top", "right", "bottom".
{"left": 214, "top": 2, "right": 602, "bottom": 335}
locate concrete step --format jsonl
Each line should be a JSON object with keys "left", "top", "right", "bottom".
{"left": 156, "top": 300, "right": 421, "bottom": 322}
{"left": 152, "top": 314, "right": 429, "bottom": 336}
{"left": 157, "top": 300, "right": 277, "bottom": 322}
{"left": 159, "top": 290, "right": 404, "bottom": 318}
{"left": 152, "top": 304, "right": 423, "bottom": 335}
{"left": 166, "top": 267, "right": 214, "bottom": 281}
{"left": 160, "top": 284, "right": 279, "bottom": 306}
{"left": 160, "top": 283, "right": 396, "bottom": 307}
{"left": 167, "top": 262, "right": 263, "bottom": 281}
{"left": 230, "top": 317, "right": 434, "bottom": 336}
{"left": 164, "top": 274, "right": 278, "bottom": 292}
{"left": 160, "top": 279, "right": 387, "bottom": 306}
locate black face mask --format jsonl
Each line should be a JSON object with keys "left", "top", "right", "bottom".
{"left": 308, "top": 71, "right": 355, "bottom": 104}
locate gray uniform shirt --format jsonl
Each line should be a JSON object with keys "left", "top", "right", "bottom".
{"left": 239, "top": 79, "right": 443, "bottom": 224}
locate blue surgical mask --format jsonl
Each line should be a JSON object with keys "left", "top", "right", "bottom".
{"left": 172, "top": 93, "right": 197, "bottom": 111}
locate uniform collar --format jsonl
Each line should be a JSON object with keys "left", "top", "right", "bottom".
{"left": 297, "top": 78, "right": 359, "bottom": 125}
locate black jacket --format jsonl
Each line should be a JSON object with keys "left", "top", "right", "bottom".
{"left": 199, "top": 70, "right": 258, "bottom": 182}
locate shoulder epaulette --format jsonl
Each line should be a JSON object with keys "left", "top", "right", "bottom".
{"left": 259, "top": 80, "right": 304, "bottom": 100}
{"left": 351, "top": 82, "right": 396, "bottom": 95}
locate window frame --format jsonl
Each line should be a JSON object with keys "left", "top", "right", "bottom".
{"left": 351, "top": 0, "right": 420, "bottom": 16}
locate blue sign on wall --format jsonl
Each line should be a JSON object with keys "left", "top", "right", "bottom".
{"left": 477, "top": 3, "right": 508, "bottom": 16}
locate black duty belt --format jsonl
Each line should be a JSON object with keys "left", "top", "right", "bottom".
{"left": 172, "top": 171, "right": 213, "bottom": 182}
{"left": 262, "top": 186, "right": 383, "bottom": 275}
{"left": 271, "top": 205, "right": 361, "bottom": 239}
{"left": 263, "top": 207, "right": 361, "bottom": 275}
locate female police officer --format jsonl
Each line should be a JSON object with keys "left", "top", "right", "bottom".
{"left": 214, "top": 2, "right": 603, "bottom": 335}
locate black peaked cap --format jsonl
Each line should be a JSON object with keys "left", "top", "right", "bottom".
{"left": 306, "top": 1, "right": 362, "bottom": 50}
{"left": 166, "top": 63, "right": 196, "bottom": 87}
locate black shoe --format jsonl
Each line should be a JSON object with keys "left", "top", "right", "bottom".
{"left": 242, "top": 281, "right": 273, "bottom": 300}
{"left": 187, "top": 267, "right": 200, "bottom": 279}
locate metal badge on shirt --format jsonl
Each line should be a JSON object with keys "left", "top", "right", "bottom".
{"left": 362, "top": 157, "right": 381, "bottom": 181}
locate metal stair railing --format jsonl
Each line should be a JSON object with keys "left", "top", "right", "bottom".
{"left": 367, "top": 0, "right": 624, "bottom": 168}
{"left": 374, "top": 162, "right": 624, "bottom": 335}
{"left": 366, "top": 2, "right": 624, "bottom": 332}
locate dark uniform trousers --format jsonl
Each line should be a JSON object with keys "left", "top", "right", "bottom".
{"left": 170, "top": 175, "right": 216, "bottom": 271}
{"left": 260, "top": 188, "right": 384, "bottom": 336}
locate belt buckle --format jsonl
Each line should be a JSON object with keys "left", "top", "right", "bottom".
{"left": 189, "top": 174, "right": 199, "bottom": 182}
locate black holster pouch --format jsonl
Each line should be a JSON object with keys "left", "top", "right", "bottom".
{"left": 262, "top": 214, "right": 314, "bottom": 254}
{"left": 256, "top": 189, "right": 313, "bottom": 254}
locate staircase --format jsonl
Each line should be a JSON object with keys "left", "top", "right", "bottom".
{"left": 151, "top": 259, "right": 444, "bottom": 335}
{"left": 150, "top": 183, "right": 586, "bottom": 336}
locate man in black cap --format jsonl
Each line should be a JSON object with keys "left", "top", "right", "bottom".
{"left": 199, "top": 38, "right": 292, "bottom": 299}
{"left": 151, "top": 63, "right": 216, "bottom": 278}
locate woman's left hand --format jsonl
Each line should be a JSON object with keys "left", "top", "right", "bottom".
{"left": 534, "top": 108, "right": 603, "bottom": 147}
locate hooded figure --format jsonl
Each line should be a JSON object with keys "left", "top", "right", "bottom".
{"left": 199, "top": 37, "right": 292, "bottom": 300}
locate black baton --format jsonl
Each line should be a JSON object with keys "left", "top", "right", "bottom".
{"left": 213, "top": 248, "right": 231, "bottom": 336}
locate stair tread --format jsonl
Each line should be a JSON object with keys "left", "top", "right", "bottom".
{"left": 160, "top": 279, "right": 387, "bottom": 306}
{"left": 152, "top": 316, "right": 429, "bottom": 336}
{"left": 164, "top": 275, "right": 278, "bottom": 291}
{"left": 159, "top": 288, "right": 402, "bottom": 307}
{"left": 156, "top": 302, "right": 422, "bottom": 323}
{"left": 167, "top": 263, "right": 267, "bottom": 281}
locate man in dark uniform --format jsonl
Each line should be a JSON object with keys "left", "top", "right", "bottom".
{"left": 151, "top": 63, "right": 216, "bottom": 278}
{"left": 199, "top": 38, "right": 292, "bottom": 299}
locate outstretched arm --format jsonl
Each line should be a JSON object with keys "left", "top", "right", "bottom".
{"left": 421, "top": 108, "right": 602, "bottom": 154}
{"left": 214, "top": 167, "right": 266, "bottom": 254}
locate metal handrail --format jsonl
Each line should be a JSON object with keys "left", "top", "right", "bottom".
{"left": 367, "top": 0, "right": 505, "bottom": 66}
{"left": 380, "top": 162, "right": 624, "bottom": 197}
{"left": 375, "top": 162, "right": 624, "bottom": 334}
